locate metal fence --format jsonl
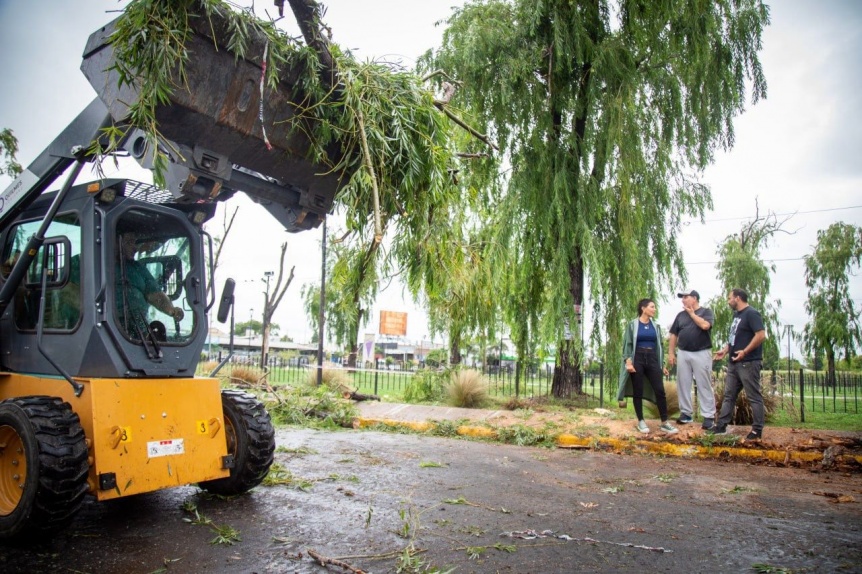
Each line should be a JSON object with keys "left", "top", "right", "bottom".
{"left": 203, "top": 356, "right": 613, "bottom": 403}
{"left": 204, "top": 358, "right": 861, "bottom": 419}
{"left": 765, "top": 368, "right": 861, "bottom": 421}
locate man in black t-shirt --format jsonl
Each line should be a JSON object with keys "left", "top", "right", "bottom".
{"left": 668, "top": 289, "right": 716, "bottom": 429}
{"left": 711, "top": 288, "right": 767, "bottom": 440}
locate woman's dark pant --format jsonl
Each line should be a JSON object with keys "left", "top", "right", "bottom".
{"left": 631, "top": 347, "right": 668, "bottom": 421}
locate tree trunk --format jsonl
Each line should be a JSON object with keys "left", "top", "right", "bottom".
{"left": 552, "top": 251, "right": 585, "bottom": 397}
{"left": 260, "top": 317, "right": 271, "bottom": 369}
{"left": 450, "top": 329, "right": 462, "bottom": 365}
{"left": 552, "top": 339, "right": 584, "bottom": 397}
{"left": 826, "top": 347, "right": 836, "bottom": 388}
{"left": 346, "top": 307, "right": 364, "bottom": 370}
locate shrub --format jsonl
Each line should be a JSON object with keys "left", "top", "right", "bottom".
{"left": 447, "top": 369, "right": 488, "bottom": 408}
{"left": 643, "top": 381, "right": 679, "bottom": 420}
{"left": 403, "top": 368, "right": 448, "bottom": 403}
{"left": 711, "top": 372, "right": 778, "bottom": 425}
{"left": 198, "top": 360, "right": 220, "bottom": 376}
{"left": 224, "top": 366, "right": 265, "bottom": 388}
{"left": 304, "top": 367, "right": 351, "bottom": 394}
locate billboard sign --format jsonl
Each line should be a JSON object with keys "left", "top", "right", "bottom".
{"left": 379, "top": 311, "right": 407, "bottom": 336}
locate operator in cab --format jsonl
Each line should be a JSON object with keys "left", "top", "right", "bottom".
{"left": 116, "top": 230, "right": 184, "bottom": 338}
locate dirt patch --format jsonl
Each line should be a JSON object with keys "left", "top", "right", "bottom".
{"left": 484, "top": 405, "right": 862, "bottom": 465}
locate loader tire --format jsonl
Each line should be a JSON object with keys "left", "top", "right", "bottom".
{"left": 199, "top": 390, "right": 275, "bottom": 496}
{"left": 0, "top": 396, "right": 89, "bottom": 541}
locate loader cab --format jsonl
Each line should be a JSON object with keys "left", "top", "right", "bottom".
{"left": 0, "top": 179, "right": 215, "bottom": 378}
{"left": 113, "top": 209, "right": 195, "bottom": 345}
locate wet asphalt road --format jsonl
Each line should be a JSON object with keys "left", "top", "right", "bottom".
{"left": 1, "top": 427, "right": 861, "bottom": 573}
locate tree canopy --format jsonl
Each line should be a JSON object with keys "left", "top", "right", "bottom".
{"left": 803, "top": 222, "right": 862, "bottom": 380}
{"left": 709, "top": 208, "right": 788, "bottom": 368}
{"left": 422, "top": 0, "right": 770, "bottom": 394}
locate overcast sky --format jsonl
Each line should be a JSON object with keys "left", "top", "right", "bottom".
{"left": 1, "top": 1, "right": 860, "bottom": 360}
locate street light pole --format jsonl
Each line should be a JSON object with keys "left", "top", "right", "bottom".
{"left": 248, "top": 307, "right": 253, "bottom": 362}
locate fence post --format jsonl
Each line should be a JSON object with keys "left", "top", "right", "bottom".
{"left": 599, "top": 363, "right": 604, "bottom": 407}
{"left": 374, "top": 366, "right": 379, "bottom": 397}
{"left": 515, "top": 361, "right": 520, "bottom": 398}
{"left": 799, "top": 367, "right": 805, "bottom": 423}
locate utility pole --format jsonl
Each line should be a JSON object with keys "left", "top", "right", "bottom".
{"left": 784, "top": 324, "right": 793, "bottom": 388}
{"left": 317, "top": 218, "right": 327, "bottom": 386}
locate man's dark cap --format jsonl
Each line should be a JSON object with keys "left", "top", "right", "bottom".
{"left": 677, "top": 289, "right": 700, "bottom": 300}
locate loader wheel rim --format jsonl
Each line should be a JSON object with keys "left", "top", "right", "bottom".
{"left": 0, "top": 425, "right": 26, "bottom": 516}
{"left": 224, "top": 418, "right": 238, "bottom": 455}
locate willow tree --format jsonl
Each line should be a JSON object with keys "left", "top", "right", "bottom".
{"left": 425, "top": 223, "right": 502, "bottom": 365}
{"left": 423, "top": 0, "right": 769, "bottom": 396}
{"left": 803, "top": 223, "right": 862, "bottom": 385}
{"left": 710, "top": 209, "right": 788, "bottom": 367}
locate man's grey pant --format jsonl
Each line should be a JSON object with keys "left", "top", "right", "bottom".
{"left": 676, "top": 349, "right": 716, "bottom": 418}
{"left": 717, "top": 360, "right": 765, "bottom": 432}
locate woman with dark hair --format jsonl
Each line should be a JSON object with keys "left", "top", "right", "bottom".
{"left": 617, "top": 298, "right": 678, "bottom": 434}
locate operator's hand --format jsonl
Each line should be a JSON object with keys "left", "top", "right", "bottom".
{"left": 713, "top": 348, "right": 727, "bottom": 361}
{"left": 625, "top": 360, "right": 636, "bottom": 374}
{"left": 731, "top": 349, "right": 746, "bottom": 362}
{"left": 662, "top": 366, "right": 669, "bottom": 376}
{"left": 170, "top": 307, "right": 184, "bottom": 321}
{"left": 667, "top": 354, "right": 676, "bottom": 367}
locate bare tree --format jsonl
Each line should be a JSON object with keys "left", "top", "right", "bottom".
{"left": 261, "top": 242, "right": 295, "bottom": 368}
{"left": 211, "top": 206, "right": 239, "bottom": 280}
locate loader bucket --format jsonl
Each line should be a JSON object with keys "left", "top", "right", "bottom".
{"left": 80, "top": 7, "right": 349, "bottom": 230}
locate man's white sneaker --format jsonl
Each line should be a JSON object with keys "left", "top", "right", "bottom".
{"left": 636, "top": 420, "right": 650, "bottom": 434}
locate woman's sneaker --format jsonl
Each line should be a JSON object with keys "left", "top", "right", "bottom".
{"left": 636, "top": 420, "right": 650, "bottom": 434}
{"left": 660, "top": 421, "right": 679, "bottom": 434}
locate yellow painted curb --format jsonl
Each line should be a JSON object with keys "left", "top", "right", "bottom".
{"left": 555, "top": 434, "right": 845, "bottom": 465}
{"left": 355, "top": 417, "right": 862, "bottom": 467}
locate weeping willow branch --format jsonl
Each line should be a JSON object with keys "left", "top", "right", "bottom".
{"left": 433, "top": 102, "right": 498, "bottom": 151}
{"left": 356, "top": 106, "right": 383, "bottom": 243}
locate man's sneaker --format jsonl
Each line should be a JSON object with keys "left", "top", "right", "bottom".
{"left": 660, "top": 421, "right": 679, "bottom": 434}
{"left": 746, "top": 430, "right": 762, "bottom": 441}
{"left": 676, "top": 414, "right": 693, "bottom": 424}
{"left": 636, "top": 420, "right": 650, "bottom": 434}
{"left": 707, "top": 425, "right": 727, "bottom": 435}
{"left": 701, "top": 418, "right": 715, "bottom": 430}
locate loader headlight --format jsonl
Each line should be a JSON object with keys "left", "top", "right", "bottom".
{"left": 189, "top": 210, "right": 208, "bottom": 225}
{"left": 97, "top": 187, "right": 117, "bottom": 204}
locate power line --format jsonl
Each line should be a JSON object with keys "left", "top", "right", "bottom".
{"left": 689, "top": 204, "right": 862, "bottom": 224}
{"left": 686, "top": 256, "right": 806, "bottom": 265}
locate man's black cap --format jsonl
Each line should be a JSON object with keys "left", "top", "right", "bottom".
{"left": 677, "top": 289, "right": 700, "bottom": 300}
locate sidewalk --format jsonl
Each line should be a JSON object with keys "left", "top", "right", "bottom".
{"left": 354, "top": 401, "right": 862, "bottom": 469}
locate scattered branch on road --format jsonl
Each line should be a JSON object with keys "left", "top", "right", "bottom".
{"left": 501, "top": 529, "right": 673, "bottom": 554}
{"left": 443, "top": 496, "right": 510, "bottom": 513}
{"left": 307, "top": 549, "right": 366, "bottom": 574}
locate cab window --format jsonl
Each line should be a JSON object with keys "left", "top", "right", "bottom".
{"left": 1, "top": 213, "right": 81, "bottom": 331}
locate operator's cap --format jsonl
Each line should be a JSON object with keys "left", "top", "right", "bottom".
{"left": 677, "top": 289, "right": 700, "bottom": 300}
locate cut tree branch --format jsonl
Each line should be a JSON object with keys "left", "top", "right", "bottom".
{"left": 286, "top": 0, "right": 338, "bottom": 89}
{"left": 433, "top": 102, "right": 498, "bottom": 151}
